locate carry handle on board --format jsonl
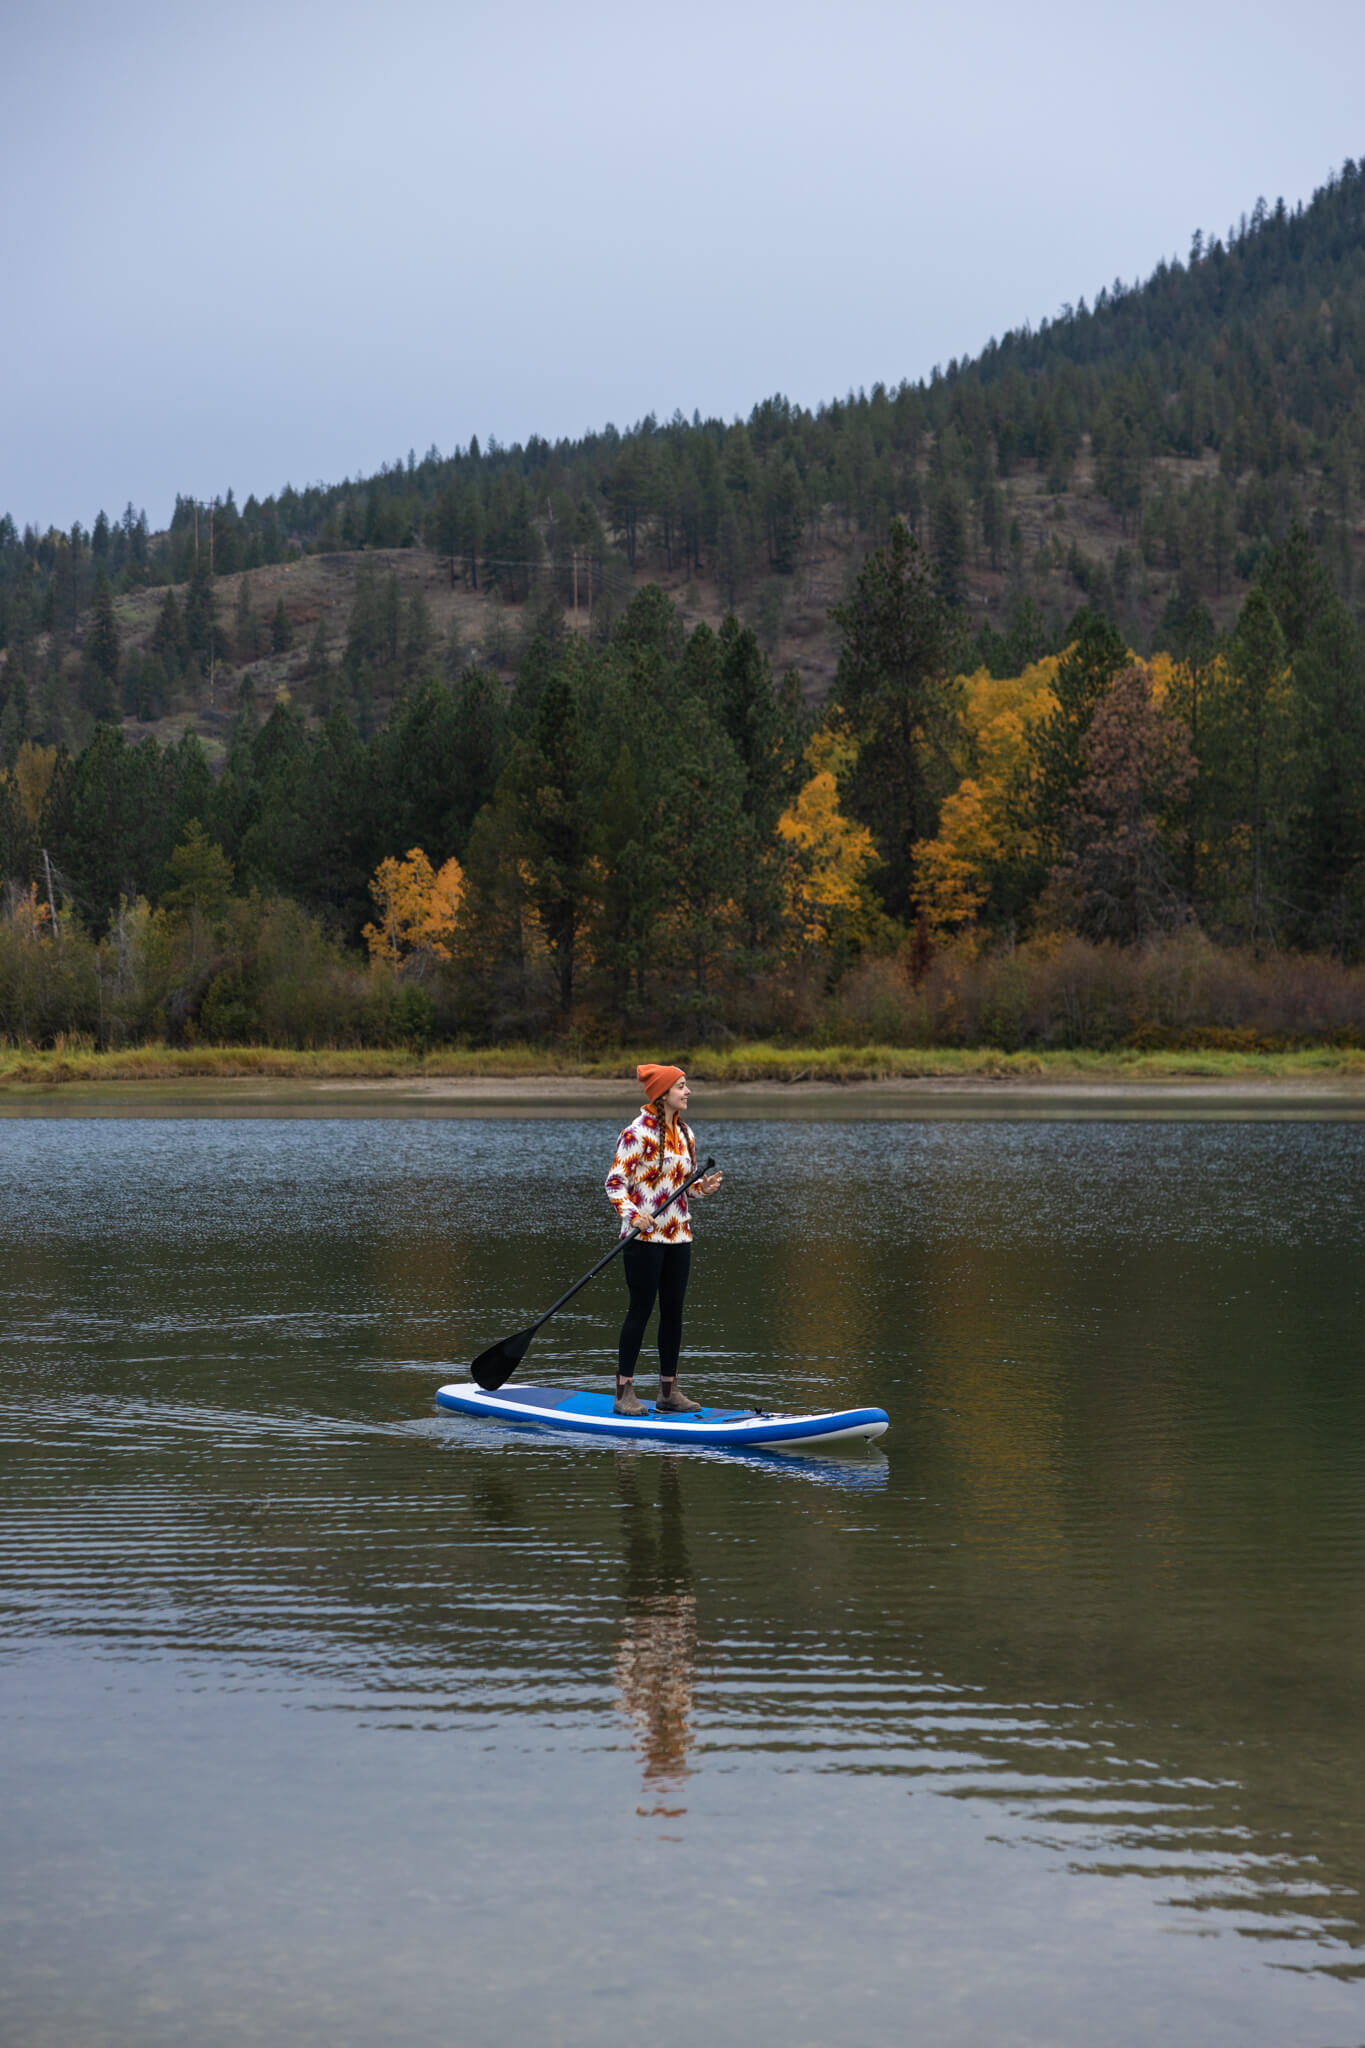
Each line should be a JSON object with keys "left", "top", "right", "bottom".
{"left": 468, "top": 1157, "right": 717, "bottom": 1391}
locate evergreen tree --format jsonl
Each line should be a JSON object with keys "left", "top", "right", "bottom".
{"left": 375, "top": 669, "right": 508, "bottom": 862}
{"left": 151, "top": 587, "right": 189, "bottom": 679}
{"left": 462, "top": 493, "right": 484, "bottom": 591}
{"left": 455, "top": 780, "right": 557, "bottom": 1038}
{"left": 1290, "top": 597, "right": 1365, "bottom": 953}
{"left": 403, "top": 589, "right": 433, "bottom": 675}
{"left": 162, "top": 819, "right": 235, "bottom": 924}
{"left": 980, "top": 482, "right": 1007, "bottom": 571}
{"left": 53, "top": 728, "right": 172, "bottom": 930}
{"left": 504, "top": 667, "right": 594, "bottom": 1013}
{"left": 766, "top": 457, "right": 804, "bottom": 574}
{"left": 240, "top": 706, "right": 374, "bottom": 936}
{"left": 930, "top": 479, "right": 970, "bottom": 610}
{"left": 86, "top": 575, "right": 121, "bottom": 689}
{"left": 652, "top": 708, "right": 748, "bottom": 1014}
{"left": 79, "top": 574, "right": 121, "bottom": 722}
{"left": 716, "top": 617, "right": 801, "bottom": 948}
{"left": 587, "top": 743, "right": 651, "bottom": 1023}
{"left": 612, "top": 584, "right": 687, "bottom": 667}
{"left": 0, "top": 769, "right": 33, "bottom": 885}
{"left": 270, "top": 598, "right": 294, "bottom": 655}
{"left": 429, "top": 486, "right": 461, "bottom": 585}
{"left": 1202, "top": 587, "right": 1296, "bottom": 950}
{"left": 678, "top": 620, "right": 722, "bottom": 713}
{"left": 183, "top": 554, "right": 218, "bottom": 675}
{"left": 1256, "top": 523, "right": 1334, "bottom": 656}
{"left": 830, "top": 518, "right": 962, "bottom": 921}
{"left": 1028, "top": 608, "right": 1130, "bottom": 866}
{"left": 305, "top": 616, "right": 331, "bottom": 695}
{"left": 0, "top": 666, "right": 31, "bottom": 768}
{"left": 233, "top": 575, "right": 259, "bottom": 663}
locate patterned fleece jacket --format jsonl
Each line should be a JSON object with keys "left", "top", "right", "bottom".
{"left": 605, "top": 1107, "right": 698, "bottom": 1241}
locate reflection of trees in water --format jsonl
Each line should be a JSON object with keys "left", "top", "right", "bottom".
{"left": 613, "top": 1455, "right": 698, "bottom": 1820}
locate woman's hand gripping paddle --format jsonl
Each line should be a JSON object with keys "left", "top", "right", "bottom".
{"left": 468, "top": 1158, "right": 717, "bottom": 1391}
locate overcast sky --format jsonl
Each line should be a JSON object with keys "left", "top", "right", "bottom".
{"left": 3, "top": 0, "right": 1362, "bottom": 535}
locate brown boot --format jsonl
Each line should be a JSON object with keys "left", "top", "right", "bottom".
{"left": 656, "top": 1383, "right": 701, "bottom": 1413}
{"left": 614, "top": 1382, "right": 648, "bottom": 1416}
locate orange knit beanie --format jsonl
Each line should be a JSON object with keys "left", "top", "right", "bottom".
{"left": 637, "top": 1063, "right": 684, "bottom": 1103}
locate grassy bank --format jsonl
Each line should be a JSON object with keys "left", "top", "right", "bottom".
{"left": 4, "top": 1041, "right": 1365, "bottom": 1089}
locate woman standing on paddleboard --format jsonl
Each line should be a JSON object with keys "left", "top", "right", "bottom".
{"left": 605, "top": 1065, "right": 723, "bottom": 1416}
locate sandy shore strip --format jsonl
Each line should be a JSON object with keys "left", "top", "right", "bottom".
{"left": 5, "top": 1071, "right": 1364, "bottom": 1117}
{"left": 319, "top": 1071, "right": 1365, "bottom": 1097}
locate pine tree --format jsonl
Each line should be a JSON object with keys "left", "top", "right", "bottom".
{"left": 829, "top": 518, "right": 962, "bottom": 921}
{"left": 183, "top": 554, "right": 218, "bottom": 674}
{"left": 1028, "top": 609, "right": 1129, "bottom": 867}
{"left": 429, "top": 487, "right": 461, "bottom": 585}
{"left": 403, "top": 589, "right": 432, "bottom": 675}
{"left": 930, "top": 480, "right": 970, "bottom": 609}
{"left": 505, "top": 669, "right": 594, "bottom": 1013}
{"left": 234, "top": 575, "right": 259, "bottom": 663}
{"left": 270, "top": 598, "right": 294, "bottom": 655}
{"left": 766, "top": 457, "right": 804, "bottom": 574}
{"left": 1201, "top": 587, "right": 1296, "bottom": 950}
{"left": 152, "top": 587, "right": 189, "bottom": 679}
{"left": 1287, "top": 597, "right": 1365, "bottom": 953}
{"left": 1257, "top": 523, "right": 1334, "bottom": 655}
{"left": 652, "top": 709, "right": 748, "bottom": 1009}
{"left": 86, "top": 574, "right": 121, "bottom": 690}
{"left": 980, "top": 483, "right": 1007, "bottom": 571}
{"left": 162, "top": 819, "right": 235, "bottom": 923}
{"left": 587, "top": 743, "right": 649, "bottom": 1022}
{"left": 0, "top": 767, "right": 33, "bottom": 883}
{"left": 305, "top": 616, "right": 330, "bottom": 693}
{"left": 716, "top": 618, "right": 802, "bottom": 948}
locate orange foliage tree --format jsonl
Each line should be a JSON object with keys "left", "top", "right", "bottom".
{"left": 363, "top": 848, "right": 465, "bottom": 969}
{"left": 912, "top": 659, "right": 1060, "bottom": 947}
{"left": 776, "top": 730, "right": 880, "bottom": 949}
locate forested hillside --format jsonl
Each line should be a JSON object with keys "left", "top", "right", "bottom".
{"left": 3, "top": 160, "right": 1365, "bottom": 1052}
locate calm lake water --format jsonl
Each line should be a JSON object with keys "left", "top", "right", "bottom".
{"left": 2, "top": 1109, "right": 1364, "bottom": 2047}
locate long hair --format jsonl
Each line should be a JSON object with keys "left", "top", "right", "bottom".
{"left": 644, "top": 1096, "right": 695, "bottom": 1185}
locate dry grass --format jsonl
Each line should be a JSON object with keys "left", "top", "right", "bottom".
{"left": 3, "top": 1039, "right": 1364, "bottom": 1091}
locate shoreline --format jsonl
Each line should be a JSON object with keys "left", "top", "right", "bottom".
{"left": 3, "top": 1067, "right": 1365, "bottom": 1118}
{"left": 306, "top": 1071, "right": 1365, "bottom": 1100}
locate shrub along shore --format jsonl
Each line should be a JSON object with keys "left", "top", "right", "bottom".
{"left": 3, "top": 1041, "right": 1364, "bottom": 1090}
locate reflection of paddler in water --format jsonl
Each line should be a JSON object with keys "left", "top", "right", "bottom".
{"left": 613, "top": 1453, "right": 698, "bottom": 1822}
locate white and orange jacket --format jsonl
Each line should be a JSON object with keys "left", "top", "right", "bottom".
{"left": 605, "top": 1106, "right": 699, "bottom": 1242}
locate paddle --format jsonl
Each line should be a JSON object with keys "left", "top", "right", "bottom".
{"left": 468, "top": 1157, "right": 717, "bottom": 1391}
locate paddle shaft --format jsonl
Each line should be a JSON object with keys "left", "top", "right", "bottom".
{"left": 526, "top": 1155, "right": 716, "bottom": 1336}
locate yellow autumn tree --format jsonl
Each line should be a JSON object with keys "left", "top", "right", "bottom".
{"left": 13, "top": 742, "right": 58, "bottom": 827}
{"left": 363, "top": 848, "right": 466, "bottom": 968}
{"left": 776, "top": 729, "right": 879, "bottom": 948}
{"left": 913, "top": 659, "right": 1061, "bottom": 947}
{"left": 3, "top": 880, "right": 52, "bottom": 938}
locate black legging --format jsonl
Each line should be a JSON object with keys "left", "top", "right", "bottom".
{"left": 617, "top": 1241, "right": 692, "bottom": 1381}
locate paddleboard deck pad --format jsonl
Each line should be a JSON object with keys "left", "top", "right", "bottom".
{"left": 436, "top": 1381, "right": 889, "bottom": 1450}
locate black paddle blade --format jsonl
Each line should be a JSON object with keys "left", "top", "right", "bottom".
{"left": 469, "top": 1326, "right": 535, "bottom": 1391}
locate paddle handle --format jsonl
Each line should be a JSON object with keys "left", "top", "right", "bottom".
{"left": 530, "top": 1156, "right": 716, "bottom": 1332}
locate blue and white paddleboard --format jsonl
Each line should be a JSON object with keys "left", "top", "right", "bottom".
{"left": 436, "top": 1381, "right": 889, "bottom": 1450}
